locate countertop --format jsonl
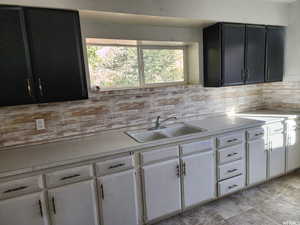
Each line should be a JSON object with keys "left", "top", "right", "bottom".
{"left": 0, "top": 115, "right": 265, "bottom": 178}
{"left": 237, "top": 110, "right": 300, "bottom": 121}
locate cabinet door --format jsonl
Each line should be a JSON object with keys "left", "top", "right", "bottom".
{"left": 222, "top": 24, "right": 245, "bottom": 86}
{"left": 0, "top": 192, "right": 46, "bottom": 225}
{"left": 265, "top": 26, "right": 285, "bottom": 82}
{"left": 245, "top": 25, "right": 266, "bottom": 84}
{"left": 248, "top": 138, "right": 267, "bottom": 185}
{"left": 142, "top": 159, "right": 181, "bottom": 222}
{"left": 48, "top": 180, "right": 98, "bottom": 225}
{"left": 0, "top": 7, "right": 36, "bottom": 106}
{"left": 269, "top": 133, "right": 285, "bottom": 178}
{"left": 99, "top": 170, "right": 139, "bottom": 225}
{"left": 287, "top": 127, "right": 300, "bottom": 172}
{"left": 24, "top": 8, "right": 88, "bottom": 103}
{"left": 182, "top": 151, "right": 216, "bottom": 208}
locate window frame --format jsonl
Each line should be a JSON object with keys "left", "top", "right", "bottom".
{"left": 86, "top": 43, "right": 188, "bottom": 91}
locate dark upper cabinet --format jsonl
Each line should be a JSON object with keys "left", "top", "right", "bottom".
{"left": 0, "top": 7, "right": 36, "bottom": 106}
{"left": 204, "top": 23, "right": 284, "bottom": 87}
{"left": 25, "top": 8, "right": 88, "bottom": 103}
{"left": 245, "top": 25, "right": 266, "bottom": 84}
{"left": 265, "top": 26, "right": 285, "bottom": 82}
{"left": 222, "top": 24, "right": 245, "bottom": 86}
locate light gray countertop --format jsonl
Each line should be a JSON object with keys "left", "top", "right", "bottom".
{"left": 0, "top": 115, "right": 265, "bottom": 178}
{"left": 237, "top": 110, "right": 300, "bottom": 121}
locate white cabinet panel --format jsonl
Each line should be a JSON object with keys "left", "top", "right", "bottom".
{"left": 269, "top": 133, "right": 285, "bottom": 178}
{"left": 218, "top": 159, "right": 244, "bottom": 181}
{"left": 142, "top": 159, "right": 181, "bottom": 222}
{"left": 99, "top": 170, "right": 139, "bottom": 225}
{"left": 48, "top": 180, "right": 98, "bottom": 225}
{"left": 248, "top": 138, "right": 267, "bottom": 185}
{"left": 182, "top": 151, "right": 216, "bottom": 208}
{"left": 0, "top": 192, "right": 47, "bottom": 225}
{"left": 287, "top": 126, "right": 300, "bottom": 172}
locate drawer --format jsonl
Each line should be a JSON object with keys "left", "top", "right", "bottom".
{"left": 218, "top": 175, "right": 245, "bottom": 197}
{"left": 247, "top": 127, "right": 265, "bottom": 140}
{"left": 96, "top": 155, "right": 134, "bottom": 176}
{"left": 218, "top": 160, "right": 244, "bottom": 180}
{"left": 0, "top": 176, "right": 43, "bottom": 200}
{"left": 268, "top": 122, "right": 284, "bottom": 135}
{"left": 180, "top": 139, "right": 214, "bottom": 156}
{"left": 141, "top": 146, "right": 179, "bottom": 165}
{"left": 45, "top": 165, "right": 93, "bottom": 187}
{"left": 217, "top": 131, "right": 245, "bottom": 148}
{"left": 218, "top": 144, "right": 244, "bottom": 164}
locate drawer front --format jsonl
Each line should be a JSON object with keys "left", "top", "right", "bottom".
{"left": 141, "top": 146, "right": 179, "bottom": 165}
{"left": 218, "top": 160, "right": 244, "bottom": 180}
{"left": 268, "top": 122, "right": 284, "bottom": 135}
{"left": 218, "top": 175, "right": 245, "bottom": 197}
{"left": 217, "top": 132, "right": 245, "bottom": 148}
{"left": 218, "top": 144, "right": 244, "bottom": 164}
{"left": 45, "top": 165, "right": 93, "bottom": 187}
{"left": 96, "top": 155, "right": 134, "bottom": 176}
{"left": 247, "top": 127, "right": 265, "bottom": 140}
{"left": 0, "top": 176, "right": 43, "bottom": 200}
{"left": 180, "top": 139, "right": 214, "bottom": 156}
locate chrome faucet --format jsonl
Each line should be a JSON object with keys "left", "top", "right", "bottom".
{"left": 149, "top": 116, "right": 177, "bottom": 130}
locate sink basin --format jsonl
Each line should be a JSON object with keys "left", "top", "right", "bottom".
{"left": 126, "top": 123, "right": 207, "bottom": 143}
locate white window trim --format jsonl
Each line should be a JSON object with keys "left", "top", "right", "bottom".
{"left": 87, "top": 43, "right": 188, "bottom": 91}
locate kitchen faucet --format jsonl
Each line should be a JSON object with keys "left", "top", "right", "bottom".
{"left": 149, "top": 116, "right": 177, "bottom": 130}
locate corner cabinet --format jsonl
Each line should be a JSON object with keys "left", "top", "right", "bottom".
{"left": 203, "top": 22, "right": 285, "bottom": 87}
{"left": 0, "top": 6, "right": 88, "bottom": 107}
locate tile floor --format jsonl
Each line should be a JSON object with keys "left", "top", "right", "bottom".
{"left": 155, "top": 171, "right": 300, "bottom": 225}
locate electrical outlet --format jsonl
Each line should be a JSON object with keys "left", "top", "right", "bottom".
{"left": 36, "top": 119, "right": 46, "bottom": 130}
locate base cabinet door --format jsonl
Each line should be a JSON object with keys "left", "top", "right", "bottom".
{"left": 48, "top": 180, "right": 98, "bottom": 225}
{"left": 99, "top": 170, "right": 139, "bottom": 225}
{"left": 0, "top": 192, "right": 47, "bottom": 225}
{"left": 287, "top": 126, "right": 300, "bottom": 172}
{"left": 182, "top": 151, "right": 216, "bottom": 208}
{"left": 142, "top": 159, "right": 181, "bottom": 222}
{"left": 248, "top": 138, "right": 267, "bottom": 185}
{"left": 269, "top": 133, "right": 285, "bottom": 178}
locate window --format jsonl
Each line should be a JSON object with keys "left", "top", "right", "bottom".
{"left": 86, "top": 39, "right": 186, "bottom": 90}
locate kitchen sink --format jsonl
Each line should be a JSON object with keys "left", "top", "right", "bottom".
{"left": 126, "top": 123, "right": 207, "bottom": 143}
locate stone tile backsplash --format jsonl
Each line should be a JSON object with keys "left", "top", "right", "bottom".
{"left": 0, "top": 84, "right": 265, "bottom": 148}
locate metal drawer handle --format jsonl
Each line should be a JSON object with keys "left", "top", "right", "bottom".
{"left": 227, "top": 138, "right": 238, "bottom": 143}
{"left": 3, "top": 185, "right": 28, "bottom": 194}
{"left": 227, "top": 169, "right": 238, "bottom": 173}
{"left": 227, "top": 152, "right": 238, "bottom": 157}
{"left": 255, "top": 132, "right": 264, "bottom": 136}
{"left": 228, "top": 184, "right": 238, "bottom": 190}
{"left": 108, "top": 163, "right": 126, "bottom": 169}
{"left": 60, "top": 174, "right": 81, "bottom": 181}
{"left": 272, "top": 129, "right": 283, "bottom": 133}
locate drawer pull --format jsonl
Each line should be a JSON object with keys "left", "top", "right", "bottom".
{"left": 60, "top": 174, "right": 81, "bottom": 181}
{"left": 227, "top": 169, "right": 238, "bottom": 173}
{"left": 3, "top": 185, "right": 28, "bottom": 194}
{"left": 227, "top": 152, "right": 238, "bottom": 157}
{"left": 272, "top": 129, "right": 283, "bottom": 133}
{"left": 228, "top": 184, "right": 238, "bottom": 190}
{"left": 227, "top": 138, "right": 238, "bottom": 143}
{"left": 108, "top": 163, "right": 125, "bottom": 169}
{"left": 254, "top": 132, "right": 264, "bottom": 136}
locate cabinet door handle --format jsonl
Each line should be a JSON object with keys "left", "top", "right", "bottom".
{"left": 227, "top": 169, "right": 238, "bottom": 173}
{"left": 228, "top": 184, "right": 238, "bottom": 190}
{"left": 38, "top": 78, "right": 43, "bottom": 97}
{"left": 241, "top": 69, "right": 245, "bottom": 81}
{"left": 26, "top": 78, "right": 33, "bottom": 97}
{"left": 227, "top": 138, "right": 238, "bottom": 143}
{"left": 100, "top": 184, "right": 104, "bottom": 199}
{"left": 52, "top": 197, "right": 56, "bottom": 214}
{"left": 255, "top": 132, "right": 264, "bottom": 136}
{"left": 182, "top": 162, "right": 186, "bottom": 176}
{"left": 3, "top": 185, "right": 28, "bottom": 194}
{"left": 38, "top": 200, "right": 43, "bottom": 217}
{"left": 227, "top": 152, "right": 238, "bottom": 157}
{"left": 60, "top": 174, "right": 81, "bottom": 181}
{"left": 108, "top": 163, "right": 125, "bottom": 169}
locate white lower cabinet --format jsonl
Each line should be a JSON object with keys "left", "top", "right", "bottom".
{"left": 142, "top": 158, "right": 181, "bottom": 222}
{"left": 269, "top": 133, "right": 286, "bottom": 178}
{"left": 182, "top": 151, "right": 216, "bottom": 208}
{"left": 247, "top": 138, "right": 267, "bottom": 185}
{"left": 0, "top": 192, "right": 47, "bottom": 225}
{"left": 48, "top": 180, "right": 98, "bottom": 225}
{"left": 98, "top": 170, "right": 139, "bottom": 225}
{"left": 287, "top": 125, "right": 300, "bottom": 172}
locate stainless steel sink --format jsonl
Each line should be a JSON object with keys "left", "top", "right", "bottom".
{"left": 126, "top": 123, "right": 207, "bottom": 143}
